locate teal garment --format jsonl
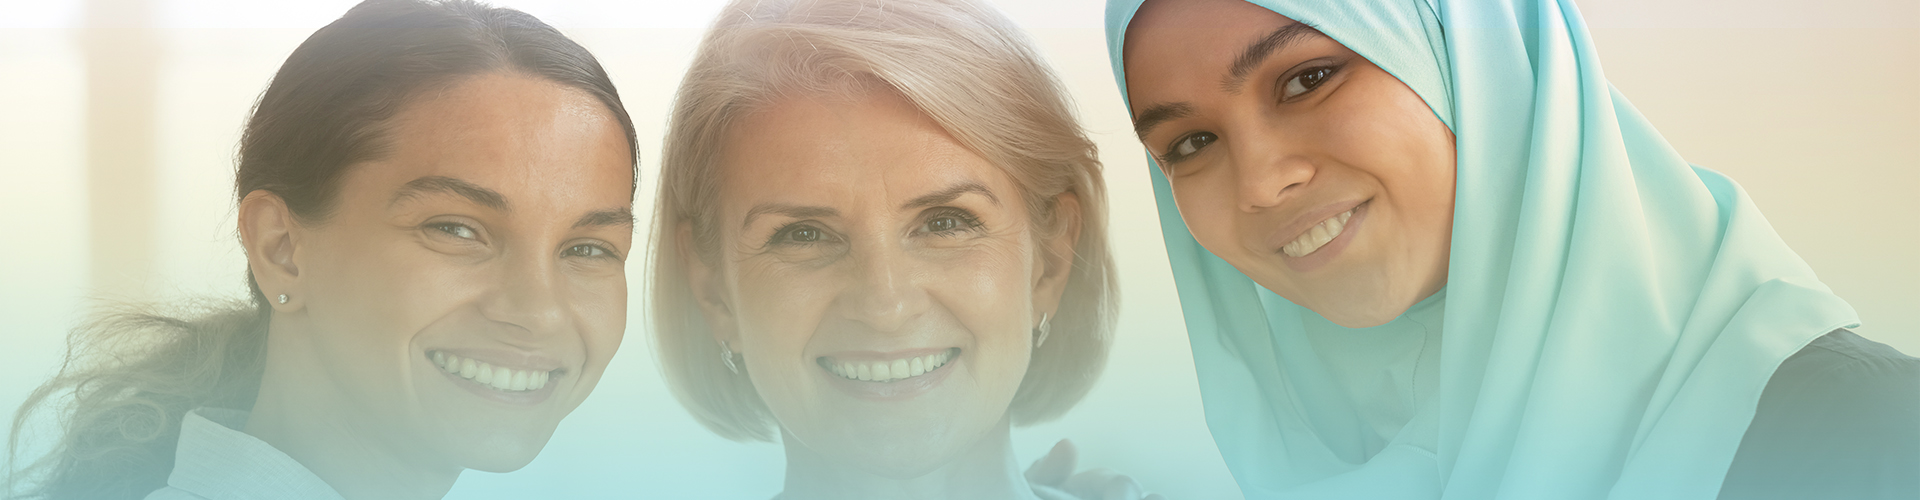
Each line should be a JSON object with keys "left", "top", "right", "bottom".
{"left": 1102, "top": 0, "right": 1861, "bottom": 499}
{"left": 145, "top": 408, "right": 345, "bottom": 500}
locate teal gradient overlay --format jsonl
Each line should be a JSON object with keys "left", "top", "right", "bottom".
{"left": 1102, "top": 0, "right": 1860, "bottom": 498}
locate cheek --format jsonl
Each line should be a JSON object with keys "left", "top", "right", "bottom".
{"left": 569, "top": 274, "right": 628, "bottom": 374}
{"left": 933, "top": 244, "right": 1037, "bottom": 383}
{"left": 731, "top": 264, "right": 836, "bottom": 358}
{"left": 1170, "top": 175, "right": 1244, "bottom": 253}
{"left": 307, "top": 233, "right": 460, "bottom": 350}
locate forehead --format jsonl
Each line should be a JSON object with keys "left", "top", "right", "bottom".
{"left": 712, "top": 91, "right": 1014, "bottom": 215}
{"left": 353, "top": 73, "right": 633, "bottom": 209}
{"left": 1122, "top": 0, "right": 1296, "bottom": 101}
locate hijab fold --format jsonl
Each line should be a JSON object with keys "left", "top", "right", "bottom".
{"left": 1102, "top": 0, "right": 1858, "bottom": 498}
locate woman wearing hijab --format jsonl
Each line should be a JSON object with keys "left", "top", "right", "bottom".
{"left": 1103, "top": 0, "right": 1918, "bottom": 498}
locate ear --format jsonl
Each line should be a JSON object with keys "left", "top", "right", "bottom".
{"left": 680, "top": 222, "right": 740, "bottom": 345}
{"left": 239, "top": 190, "right": 304, "bottom": 311}
{"left": 1030, "top": 191, "right": 1082, "bottom": 322}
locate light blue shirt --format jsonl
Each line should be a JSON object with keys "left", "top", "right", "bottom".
{"left": 144, "top": 408, "right": 345, "bottom": 500}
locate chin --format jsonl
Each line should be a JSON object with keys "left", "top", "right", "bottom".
{"left": 451, "top": 429, "right": 553, "bottom": 473}
{"left": 1294, "top": 284, "right": 1418, "bottom": 328}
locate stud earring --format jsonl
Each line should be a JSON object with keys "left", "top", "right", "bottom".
{"left": 719, "top": 340, "right": 739, "bottom": 374}
{"left": 276, "top": 294, "right": 289, "bottom": 305}
{"left": 1033, "top": 313, "right": 1052, "bottom": 347}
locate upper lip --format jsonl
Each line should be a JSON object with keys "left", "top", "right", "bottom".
{"left": 1261, "top": 199, "right": 1367, "bottom": 254}
{"left": 426, "top": 347, "right": 566, "bottom": 374}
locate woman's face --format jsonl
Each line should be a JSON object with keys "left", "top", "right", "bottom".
{"left": 693, "top": 91, "right": 1062, "bottom": 477}
{"left": 290, "top": 73, "right": 632, "bottom": 472}
{"left": 1123, "top": 0, "right": 1456, "bottom": 327}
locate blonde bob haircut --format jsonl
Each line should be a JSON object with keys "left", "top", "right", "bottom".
{"left": 651, "top": 0, "right": 1117, "bottom": 442}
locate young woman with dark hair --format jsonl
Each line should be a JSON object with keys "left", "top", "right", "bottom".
{"left": 7, "top": 0, "right": 639, "bottom": 498}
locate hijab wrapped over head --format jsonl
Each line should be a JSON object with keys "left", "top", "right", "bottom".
{"left": 1103, "top": 0, "right": 1859, "bottom": 498}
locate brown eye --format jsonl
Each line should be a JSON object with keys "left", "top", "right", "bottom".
{"left": 1172, "top": 132, "right": 1217, "bottom": 157}
{"left": 563, "top": 244, "right": 610, "bottom": 259}
{"left": 1160, "top": 131, "right": 1218, "bottom": 165}
{"left": 1281, "top": 67, "right": 1336, "bottom": 101}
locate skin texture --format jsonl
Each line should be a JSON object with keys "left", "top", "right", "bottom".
{"left": 1123, "top": 0, "right": 1457, "bottom": 327}
{"left": 237, "top": 73, "right": 633, "bottom": 499}
{"left": 685, "top": 90, "right": 1078, "bottom": 500}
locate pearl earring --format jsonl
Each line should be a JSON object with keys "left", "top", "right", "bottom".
{"left": 276, "top": 294, "right": 289, "bottom": 304}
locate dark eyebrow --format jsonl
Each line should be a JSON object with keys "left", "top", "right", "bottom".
{"left": 901, "top": 182, "right": 999, "bottom": 210}
{"left": 742, "top": 204, "right": 839, "bottom": 230}
{"left": 1132, "top": 102, "right": 1194, "bottom": 141}
{"left": 1221, "top": 22, "right": 1324, "bottom": 94}
{"left": 574, "top": 208, "right": 635, "bottom": 229}
{"left": 390, "top": 176, "right": 509, "bottom": 212}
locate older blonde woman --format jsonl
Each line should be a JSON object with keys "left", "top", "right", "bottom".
{"left": 649, "top": 0, "right": 1142, "bottom": 498}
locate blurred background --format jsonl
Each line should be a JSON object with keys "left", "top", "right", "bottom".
{"left": 1, "top": 0, "right": 1913, "bottom": 498}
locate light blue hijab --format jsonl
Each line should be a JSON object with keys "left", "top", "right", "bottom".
{"left": 1103, "top": 0, "right": 1861, "bottom": 498}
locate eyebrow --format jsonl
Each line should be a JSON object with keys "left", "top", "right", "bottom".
{"left": 574, "top": 208, "right": 635, "bottom": 229}
{"left": 1132, "top": 102, "right": 1194, "bottom": 141}
{"left": 741, "top": 204, "right": 839, "bottom": 230}
{"left": 901, "top": 182, "right": 999, "bottom": 210}
{"left": 737, "top": 182, "right": 1000, "bottom": 230}
{"left": 391, "top": 176, "right": 509, "bottom": 212}
{"left": 1221, "top": 22, "right": 1324, "bottom": 93}
{"left": 1130, "top": 22, "right": 1325, "bottom": 141}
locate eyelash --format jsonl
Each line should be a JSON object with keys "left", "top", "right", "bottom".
{"left": 763, "top": 208, "right": 983, "bottom": 249}
{"left": 563, "top": 242, "right": 620, "bottom": 260}
{"left": 427, "top": 221, "right": 618, "bottom": 260}
{"left": 918, "top": 207, "right": 983, "bottom": 236}
{"left": 1155, "top": 64, "right": 1344, "bottom": 167}
{"left": 426, "top": 221, "right": 481, "bottom": 242}
{"left": 768, "top": 222, "right": 836, "bottom": 248}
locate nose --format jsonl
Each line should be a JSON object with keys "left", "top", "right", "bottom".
{"left": 484, "top": 251, "right": 569, "bottom": 340}
{"left": 835, "top": 242, "right": 930, "bottom": 334}
{"left": 1228, "top": 127, "right": 1315, "bottom": 213}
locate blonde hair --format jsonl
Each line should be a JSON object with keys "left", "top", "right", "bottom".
{"left": 651, "top": 0, "right": 1116, "bottom": 442}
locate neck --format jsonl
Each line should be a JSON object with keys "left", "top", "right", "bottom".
{"left": 778, "top": 418, "right": 1040, "bottom": 500}
{"left": 245, "top": 316, "right": 459, "bottom": 500}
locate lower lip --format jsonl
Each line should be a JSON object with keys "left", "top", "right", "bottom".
{"left": 1282, "top": 201, "right": 1368, "bottom": 273}
{"left": 819, "top": 353, "right": 959, "bottom": 401}
{"left": 430, "top": 354, "right": 557, "bottom": 406}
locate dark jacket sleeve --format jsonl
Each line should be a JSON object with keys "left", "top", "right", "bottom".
{"left": 1719, "top": 329, "right": 1920, "bottom": 500}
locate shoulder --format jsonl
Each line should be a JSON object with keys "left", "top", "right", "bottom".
{"left": 1719, "top": 329, "right": 1920, "bottom": 500}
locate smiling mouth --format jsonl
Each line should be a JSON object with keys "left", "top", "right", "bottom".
{"left": 1281, "top": 204, "right": 1359, "bottom": 258}
{"left": 817, "top": 348, "right": 960, "bottom": 383}
{"left": 429, "top": 350, "right": 553, "bottom": 393}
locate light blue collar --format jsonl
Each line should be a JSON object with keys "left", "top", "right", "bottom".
{"left": 150, "top": 408, "right": 345, "bottom": 500}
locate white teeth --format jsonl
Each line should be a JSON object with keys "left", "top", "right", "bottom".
{"left": 431, "top": 351, "right": 552, "bottom": 393}
{"left": 1281, "top": 207, "right": 1356, "bottom": 258}
{"left": 825, "top": 349, "right": 956, "bottom": 383}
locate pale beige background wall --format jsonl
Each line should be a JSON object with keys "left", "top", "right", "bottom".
{"left": 2, "top": 0, "right": 1913, "bottom": 498}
